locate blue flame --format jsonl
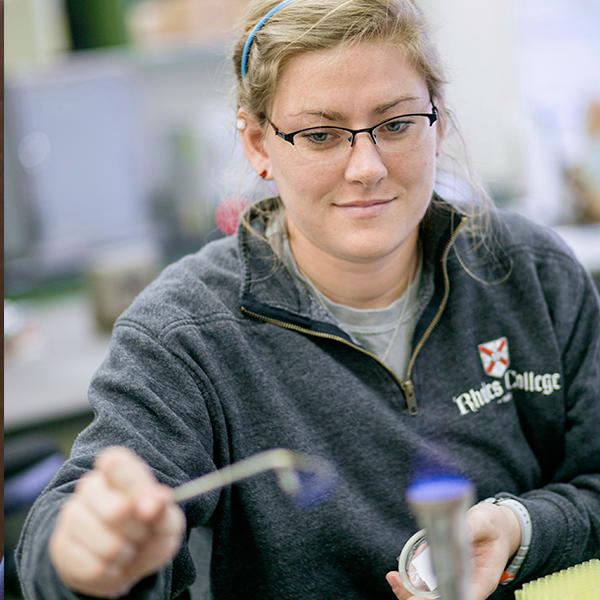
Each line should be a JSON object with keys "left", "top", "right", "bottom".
{"left": 290, "top": 466, "right": 337, "bottom": 508}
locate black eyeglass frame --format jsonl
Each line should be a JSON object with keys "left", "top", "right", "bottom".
{"left": 268, "top": 105, "right": 438, "bottom": 148}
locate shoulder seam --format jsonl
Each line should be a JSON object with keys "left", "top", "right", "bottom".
{"left": 113, "top": 318, "right": 226, "bottom": 407}
{"left": 117, "top": 312, "right": 243, "bottom": 342}
{"left": 502, "top": 242, "right": 580, "bottom": 268}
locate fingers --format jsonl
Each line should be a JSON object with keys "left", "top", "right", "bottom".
{"left": 77, "top": 470, "right": 135, "bottom": 524}
{"left": 76, "top": 468, "right": 150, "bottom": 543}
{"left": 152, "top": 498, "right": 186, "bottom": 537}
{"left": 60, "top": 496, "right": 137, "bottom": 566}
{"left": 385, "top": 571, "right": 421, "bottom": 600}
{"left": 96, "top": 447, "right": 169, "bottom": 522}
{"left": 49, "top": 446, "right": 186, "bottom": 597}
{"left": 49, "top": 529, "right": 131, "bottom": 598}
{"left": 125, "top": 503, "right": 186, "bottom": 582}
{"left": 95, "top": 446, "right": 156, "bottom": 491}
{"left": 50, "top": 496, "right": 134, "bottom": 597}
{"left": 91, "top": 447, "right": 183, "bottom": 543}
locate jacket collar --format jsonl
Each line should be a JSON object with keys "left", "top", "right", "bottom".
{"left": 238, "top": 195, "right": 465, "bottom": 331}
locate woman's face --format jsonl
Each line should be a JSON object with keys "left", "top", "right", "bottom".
{"left": 252, "top": 42, "right": 441, "bottom": 266}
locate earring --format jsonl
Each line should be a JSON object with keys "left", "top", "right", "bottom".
{"left": 259, "top": 170, "right": 268, "bottom": 179}
{"left": 236, "top": 118, "right": 247, "bottom": 131}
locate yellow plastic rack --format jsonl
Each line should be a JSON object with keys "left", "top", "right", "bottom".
{"left": 515, "top": 559, "right": 600, "bottom": 600}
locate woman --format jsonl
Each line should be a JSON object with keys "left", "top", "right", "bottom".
{"left": 16, "top": 1, "right": 600, "bottom": 599}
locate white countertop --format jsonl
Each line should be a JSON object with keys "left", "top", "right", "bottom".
{"left": 4, "top": 294, "right": 111, "bottom": 429}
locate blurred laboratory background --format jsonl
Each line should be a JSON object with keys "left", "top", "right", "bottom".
{"left": 3, "top": 0, "right": 600, "bottom": 598}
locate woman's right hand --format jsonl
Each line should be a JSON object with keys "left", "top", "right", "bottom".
{"left": 49, "top": 446, "right": 186, "bottom": 598}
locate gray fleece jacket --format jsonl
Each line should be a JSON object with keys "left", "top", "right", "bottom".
{"left": 16, "top": 198, "right": 600, "bottom": 599}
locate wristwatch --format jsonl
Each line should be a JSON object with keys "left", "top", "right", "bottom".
{"left": 482, "top": 496, "right": 532, "bottom": 584}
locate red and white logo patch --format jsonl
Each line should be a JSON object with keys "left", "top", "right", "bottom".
{"left": 478, "top": 337, "right": 510, "bottom": 378}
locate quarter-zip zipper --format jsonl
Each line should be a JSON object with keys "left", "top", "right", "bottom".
{"left": 402, "top": 215, "right": 467, "bottom": 414}
{"left": 241, "top": 215, "right": 466, "bottom": 416}
{"left": 240, "top": 304, "right": 398, "bottom": 376}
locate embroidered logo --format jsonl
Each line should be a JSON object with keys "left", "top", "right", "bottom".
{"left": 478, "top": 337, "right": 509, "bottom": 378}
{"left": 452, "top": 336, "right": 561, "bottom": 415}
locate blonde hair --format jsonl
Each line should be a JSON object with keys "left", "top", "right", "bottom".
{"left": 232, "top": 0, "right": 506, "bottom": 279}
{"left": 233, "top": 0, "right": 446, "bottom": 122}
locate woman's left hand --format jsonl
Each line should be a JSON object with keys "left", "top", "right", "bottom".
{"left": 385, "top": 501, "right": 522, "bottom": 600}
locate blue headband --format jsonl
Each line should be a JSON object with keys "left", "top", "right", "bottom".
{"left": 241, "top": 0, "right": 300, "bottom": 77}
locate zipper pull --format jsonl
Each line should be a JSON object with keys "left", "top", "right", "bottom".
{"left": 401, "top": 379, "right": 418, "bottom": 416}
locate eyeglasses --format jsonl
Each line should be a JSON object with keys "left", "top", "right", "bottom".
{"left": 268, "top": 106, "right": 438, "bottom": 162}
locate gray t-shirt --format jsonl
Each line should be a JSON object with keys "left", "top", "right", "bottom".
{"left": 278, "top": 235, "right": 422, "bottom": 380}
